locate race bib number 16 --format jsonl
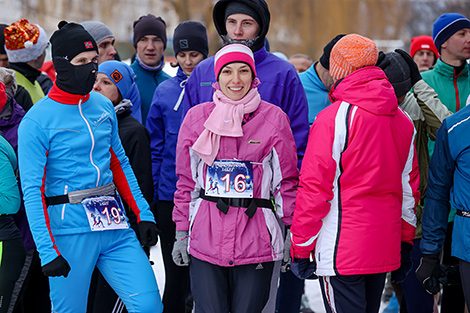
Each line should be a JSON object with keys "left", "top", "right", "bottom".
{"left": 205, "top": 160, "right": 254, "bottom": 198}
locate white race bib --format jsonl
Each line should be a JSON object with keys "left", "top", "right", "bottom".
{"left": 205, "top": 160, "right": 254, "bottom": 198}
{"left": 82, "top": 195, "right": 129, "bottom": 231}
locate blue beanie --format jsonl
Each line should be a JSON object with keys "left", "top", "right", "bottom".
{"left": 433, "top": 13, "right": 470, "bottom": 52}
{"left": 98, "top": 60, "right": 135, "bottom": 98}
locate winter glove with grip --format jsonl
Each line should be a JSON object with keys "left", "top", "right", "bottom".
{"left": 416, "top": 253, "right": 442, "bottom": 295}
{"left": 172, "top": 230, "right": 190, "bottom": 266}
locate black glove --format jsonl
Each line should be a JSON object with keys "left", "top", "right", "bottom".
{"left": 395, "top": 49, "right": 422, "bottom": 86}
{"left": 416, "top": 253, "right": 442, "bottom": 295}
{"left": 138, "top": 221, "right": 160, "bottom": 246}
{"left": 42, "top": 255, "right": 71, "bottom": 277}
{"left": 375, "top": 51, "right": 390, "bottom": 69}
{"left": 391, "top": 242, "right": 413, "bottom": 283}
{"left": 290, "top": 257, "right": 318, "bottom": 280}
{"left": 440, "top": 264, "right": 461, "bottom": 286}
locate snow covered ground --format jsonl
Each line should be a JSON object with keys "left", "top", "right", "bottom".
{"left": 150, "top": 244, "right": 389, "bottom": 313}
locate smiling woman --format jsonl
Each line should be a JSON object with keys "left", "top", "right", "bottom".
{"left": 172, "top": 43, "right": 299, "bottom": 313}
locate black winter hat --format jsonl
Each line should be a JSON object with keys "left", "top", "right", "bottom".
{"left": 50, "top": 21, "right": 98, "bottom": 61}
{"left": 224, "top": 2, "right": 262, "bottom": 28}
{"left": 381, "top": 51, "right": 412, "bottom": 98}
{"left": 173, "top": 21, "right": 209, "bottom": 57}
{"left": 133, "top": 14, "right": 167, "bottom": 49}
{"left": 319, "top": 34, "right": 346, "bottom": 70}
{"left": 213, "top": 0, "right": 270, "bottom": 52}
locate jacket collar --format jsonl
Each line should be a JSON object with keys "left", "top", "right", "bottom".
{"left": 48, "top": 83, "right": 90, "bottom": 105}
{"left": 300, "top": 62, "right": 327, "bottom": 92}
{"left": 435, "top": 58, "right": 469, "bottom": 79}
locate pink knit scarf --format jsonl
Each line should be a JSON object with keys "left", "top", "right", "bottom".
{"left": 192, "top": 78, "right": 261, "bottom": 165}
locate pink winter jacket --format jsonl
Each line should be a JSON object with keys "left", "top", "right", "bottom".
{"left": 174, "top": 99, "right": 298, "bottom": 267}
{"left": 291, "top": 67, "right": 419, "bottom": 276}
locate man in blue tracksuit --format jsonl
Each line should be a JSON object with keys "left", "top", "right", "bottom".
{"left": 416, "top": 99, "right": 470, "bottom": 307}
{"left": 17, "top": 21, "right": 163, "bottom": 313}
{"left": 181, "top": 1, "right": 309, "bottom": 312}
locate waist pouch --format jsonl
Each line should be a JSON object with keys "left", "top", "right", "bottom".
{"left": 45, "top": 183, "right": 116, "bottom": 206}
{"left": 199, "top": 188, "right": 274, "bottom": 218}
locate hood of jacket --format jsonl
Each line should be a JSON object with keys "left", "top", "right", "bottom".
{"left": 330, "top": 66, "right": 398, "bottom": 116}
{"left": 213, "top": 0, "right": 270, "bottom": 52}
{"left": 0, "top": 67, "right": 18, "bottom": 98}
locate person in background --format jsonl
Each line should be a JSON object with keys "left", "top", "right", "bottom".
{"left": 418, "top": 13, "right": 470, "bottom": 313}
{"left": 4, "top": 19, "right": 52, "bottom": 107}
{"left": 17, "top": 21, "right": 162, "bottom": 313}
{"left": 288, "top": 53, "right": 313, "bottom": 73}
{"left": 0, "top": 66, "right": 51, "bottom": 313}
{"left": 0, "top": 24, "right": 9, "bottom": 68}
{"left": 146, "top": 20, "right": 209, "bottom": 313}
{"left": 409, "top": 35, "right": 439, "bottom": 72}
{"left": 81, "top": 21, "right": 143, "bottom": 123}
{"left": 299, "top": 34, "right": 344, "bottom": 126}
{"left": 377, "top": 49, "right": 451, "bottom": 313}
{"left": 0, "top": 81, "right": 24, "bottom": 313}
{"left": 81, "top": 21, "right": 117, "bottom": 64}
{"left": 172, "top": 43, "right": 298, "bottom": 313}
{"left": 290, "top": 34, "right": 419, "bottom": 313}
{"left": 131, "top": 14, "right": 170, "bottom": 125}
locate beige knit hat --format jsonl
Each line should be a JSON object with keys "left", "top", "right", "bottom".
{"left": 329, "top": 34, "right": 378, "bottom": 80}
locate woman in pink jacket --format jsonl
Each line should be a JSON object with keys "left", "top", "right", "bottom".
{"left": 171, "top": 43, "right": 298, "bottom": 312}
{"left": 290, "top": 34, "right": 420, "bottom": 313}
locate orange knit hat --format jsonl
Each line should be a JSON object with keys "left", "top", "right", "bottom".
{"left": 329, "top": 34, "right": 378, "bottom": 80}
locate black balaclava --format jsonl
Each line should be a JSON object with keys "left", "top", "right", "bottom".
{"left": 213, "top": 0, "right": 270, "bottom": 53}
{"left": 50, "top": 21, "right": 98, "bottom": 95}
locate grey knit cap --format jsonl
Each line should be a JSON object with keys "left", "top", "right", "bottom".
{"left": 81, "top": 21, "right": 114, "bottom": 44}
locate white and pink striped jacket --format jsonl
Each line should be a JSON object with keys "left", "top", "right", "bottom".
{"left": 291, "top": 66, "right": 419, "bottom": 276}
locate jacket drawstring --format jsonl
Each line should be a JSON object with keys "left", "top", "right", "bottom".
{"left": 173, "top": 77, "right": 189, "bottom": 111}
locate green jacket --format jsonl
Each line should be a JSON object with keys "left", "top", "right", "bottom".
{"left": 400, "top": 80, "right": 451, "bottom": 237}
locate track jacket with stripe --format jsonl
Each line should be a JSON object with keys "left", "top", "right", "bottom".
{"left": 17, "top": 84, "right": 154, "bottom": 266}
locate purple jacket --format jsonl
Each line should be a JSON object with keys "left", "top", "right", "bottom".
{"left": 182, "top": 46, "right": 309, "bottom": 168}
{"left": 174, "top": 99, "right": 299, "bottom": 267}
{"left": 0, "top": 98, "right": 35, "bottom": 250}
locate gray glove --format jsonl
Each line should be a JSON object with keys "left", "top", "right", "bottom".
{"left": 280, "top": 229, "right": 292, "bottom": 273}
{"left": 172, "top": 230, "right": 190, "bottom": 266}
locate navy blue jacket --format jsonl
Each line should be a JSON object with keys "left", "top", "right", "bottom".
{"left": 147, "top": 67, "right": 187, "bottom": 201}
{"left": 421, "top": 105, "right": 470, "bottom": 262}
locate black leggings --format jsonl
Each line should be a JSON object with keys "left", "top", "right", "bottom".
{"left": 0, "top": 238, "right": 25, "bottom": 313}
{"left": 157, "top": 200, "right": 191, "bottom": 313}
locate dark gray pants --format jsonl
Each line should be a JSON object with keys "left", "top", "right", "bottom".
{"left": 190, "top": 256, "right": 274, "bottom": 313}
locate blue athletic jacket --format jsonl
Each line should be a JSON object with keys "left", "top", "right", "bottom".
{"left": 421, "top": 104, "right": 470, "bottom": 262}
{"left": 182, "top": 45, "right": 309, "bottom": 167}
{"left": 18, "top": 84, "right": 155, "bottom": 266}
{"left": 147, "top": 67, "right": 187, "bottom": 202}
{"left": 131, "top": 59, "right": 171, "bottom": 126}
{"left": 299, "top": 62, "right": 332, "bottom": 125}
